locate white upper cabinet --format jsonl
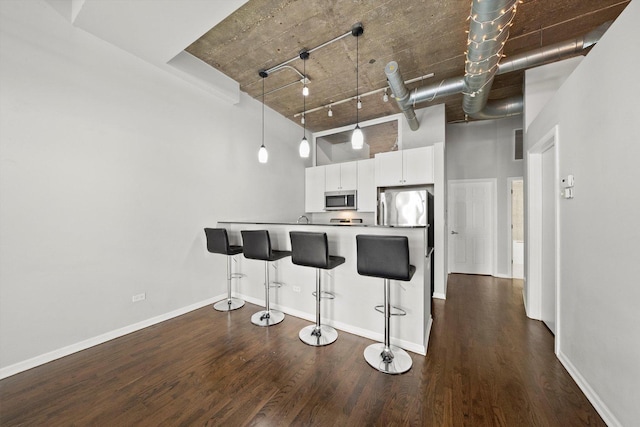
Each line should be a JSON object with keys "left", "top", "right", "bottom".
{"left": 357, "top": 158, "right": 376, "bottom": 212}
{"left": 374, "top": 150, "right": 404, "bottom": 187}
{"left": 325, "top": 162, "right": 357, "bottom": 191}
{"left": 375, "top": 146, "right": 434, "bottom": 187}
{"left": 404, "top": 146, "right": 434, "bottom": 185}
{"left": 305, "top": 166, "right": 325, "bottom": 213}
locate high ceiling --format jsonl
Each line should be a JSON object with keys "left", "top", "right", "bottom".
{"left": 186, "top": 0, "right": 629, "bottom": 133}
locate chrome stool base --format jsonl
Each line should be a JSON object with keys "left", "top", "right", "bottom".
{"left": 299, "top": 324, "right": 338, "bottom": 346}
{"left": 251, "top": 309, "right": 284, "bottom": 327}
{"left": 213, "top": 297, "right": 245, "bottom": 312}
{"left": 363, "top": 343, "right": 413, "bottom": 375}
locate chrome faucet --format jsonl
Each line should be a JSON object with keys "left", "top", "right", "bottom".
{"left": 297, "top": 215, "right": 310, "bottom": 224}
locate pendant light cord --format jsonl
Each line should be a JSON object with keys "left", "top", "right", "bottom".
{"left": 262, "top": 77, "right": 265, "bottom": 146}
{"left": 356, "top": 34, "right": 359, "bottom": 125}
{"left": 303, "top": 59, "right": 306, "bottom": 137}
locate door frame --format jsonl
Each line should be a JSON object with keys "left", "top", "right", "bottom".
{"left": 447, "top": 178, "right": 497, "bottom": 277}
{"left": 526, "top": 125, "right": 561, "bottom": 354}
{"left": 507, "top": 176, "right": 524, "bottom": 279}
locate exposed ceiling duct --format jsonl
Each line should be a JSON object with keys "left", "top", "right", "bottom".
{"left": 385, "top": 0, "right": 611, "bottom": 128}
{"left": 468, "top": 95, "right": 523, "bottom": 120}
{"left": 386, "top": 61, "right": 462, "bottom": 131}
{"left": 463, "top": 0, "right": 519, "bottom": 116}
{"left": 495, "top": 21, "right": 611, "bottom": 75}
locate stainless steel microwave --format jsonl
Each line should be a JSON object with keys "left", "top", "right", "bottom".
{"left": 324, "top": 190, "right": 357, "bottom": 211}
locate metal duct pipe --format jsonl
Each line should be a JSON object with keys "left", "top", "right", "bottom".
{"left": 463, "top": 0, "right": 518, "bottom": 116}
{"left": 385, "top": 61, "right": 420, "bottom": 130}
{"left": 386, "top": 21, "right": 609, "bottom": 128}
{"left": 497, "top": 21, "right": 612, "bottom": 75}
{"left": 468, "top": 95, "right": 523, "bottom": 119}
{"left": 410, "top": 77, "right": 465, "bottom": 105}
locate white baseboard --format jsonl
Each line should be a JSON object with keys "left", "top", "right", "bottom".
{"left": 494, "top": 273, "right": 512, "bottom": 279}
{"left": 433, "top": 292, "right": 446, "bottom": 300}
{"left": 0, "top": 296, "right": 221, "bottom": 380}
{"left": 557, "top": 351, "right": 621, "bottom": 427}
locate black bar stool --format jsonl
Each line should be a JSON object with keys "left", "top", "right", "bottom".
{"left": 356, "top": 234, "right": 415, "bottom": 374}
{"left": 204, "top": 228, "right": 245, "bottom": 312}
{"left": 241, "top": 230, "right": 291, "bottom": 327}
{"left": 290, "top": 231, "right": 345, "bottom": 346}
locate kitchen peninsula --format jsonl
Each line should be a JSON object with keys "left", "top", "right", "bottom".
{"left": 219, "top": 221, "right": 432, "bottom": 355}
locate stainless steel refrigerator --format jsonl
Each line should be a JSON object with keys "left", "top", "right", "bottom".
{"left": 378, "top": 186, "right": 433, "bottom": 234}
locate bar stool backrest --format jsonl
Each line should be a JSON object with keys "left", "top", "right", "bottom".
{"left": 290, "top": 231, "right": 329, "bottom": 269}
{"left": 241, "top": 230, "right": 273, "bottom": 261}
{"left": 356, "top": 234, "right": 414, "bottom": 281}
{"left": 204, "top": 228, "right": 232, "bottom": 255}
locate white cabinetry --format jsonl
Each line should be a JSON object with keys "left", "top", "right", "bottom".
{"left": 325, "top": 162, "right": 357, "bottom": 191}
{"left": 305, "top": 166, "right": 325, "bottom": 213}
{"left": 375, "top": 146, "right": 434, "bottom": 187}
{"left": 357, "top": 158, "right": 376, "bottom": 212}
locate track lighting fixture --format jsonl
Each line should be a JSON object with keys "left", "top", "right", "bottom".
{"left": 383, "top": 88, "right": 389, "bottom": 102}
{"left": 351, "top": 23, "right": 364, "bottom": 150}
{"left": 328, "top": 105, "right": 333, "bottom": 117}
{"left": 300, "top": 49, "right": 310, "bottom": 97}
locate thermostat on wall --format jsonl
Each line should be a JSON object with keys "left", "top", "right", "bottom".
{"left": 561, "top": 174, "right": 575, "bottom": 188}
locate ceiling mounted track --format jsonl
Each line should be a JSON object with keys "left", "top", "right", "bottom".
{"left": 259, "top": 23, "right": 364, "bottom": 78}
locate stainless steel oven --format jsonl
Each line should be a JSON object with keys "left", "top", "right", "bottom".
{"left": 324, "top": 190, "right": 357, "bottom": 211}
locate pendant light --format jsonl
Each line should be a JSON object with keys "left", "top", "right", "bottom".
{"left": 299, "top": 49, "right": 310, "bottom": 158}
{"left": 258, "top": 70, "right": 268, "bottom": 163}
{"left": 351, "top": 23, "right": 364, "bottom": 150}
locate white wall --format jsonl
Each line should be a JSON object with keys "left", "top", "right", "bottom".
{"left": 0, "top": 1, "right": 306, "bottom": 373}
{"left": 402, "top": 103, "right": 446, "bottom": 149}
{"left": 446, "top": 116, "right": 524, "bottom": 277}
{"left": 524, "top": 56, "right": 582, "bottom": 131}
{"left": 525, "top": 1, "right": 640, "bottom": 425}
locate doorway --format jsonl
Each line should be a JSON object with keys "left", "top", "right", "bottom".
{"left": 448, "top": 179, "right": 495, "bottom": 275}
{"left": 527, "top": 125, "right": 559, "bottom": 345}
{"left": 509, "top": 178, "right": 524, "bottom": 279}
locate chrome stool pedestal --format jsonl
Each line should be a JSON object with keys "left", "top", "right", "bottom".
{"left": 250, "top": 260, "right": 286, "bottom": 327}
{"left": 363, "top": 277, "right": 412, "bottom": 374}
{"left": 241, "top": 230, "right": 291, "bottom": 327}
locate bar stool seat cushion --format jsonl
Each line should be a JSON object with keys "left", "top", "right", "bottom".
{"left": 290, "top": 231, "right": 345, "bottom": 270}
{"left": 205, "top": 228, "right": 243, "bottom": 256}
{"left": 356, "top": 235, "right": 415, "bottom": 281}
{"left": 241, "top": 230, "right": 291, "bottom": 262}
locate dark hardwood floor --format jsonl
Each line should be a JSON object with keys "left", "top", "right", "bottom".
{"left": 0, "top": 275, "right": 604, "bottom": 426}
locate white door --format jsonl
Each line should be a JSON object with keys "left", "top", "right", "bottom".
{"left": 448, "top": 180, "right": 494, "bottom": 275}
{"left": 541, "top": 147, "right": 557, "bottom": 334}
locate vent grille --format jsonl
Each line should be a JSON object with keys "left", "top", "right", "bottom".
{"left": 514, "top": 129, "right": 523, "bottom": 160}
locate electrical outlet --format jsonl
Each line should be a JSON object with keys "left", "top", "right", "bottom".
{"left": 132, "top": 293, "right": 146, "bottom": 302}
{"left": 292, "top": 286, "right": 301, "bottom": 293}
